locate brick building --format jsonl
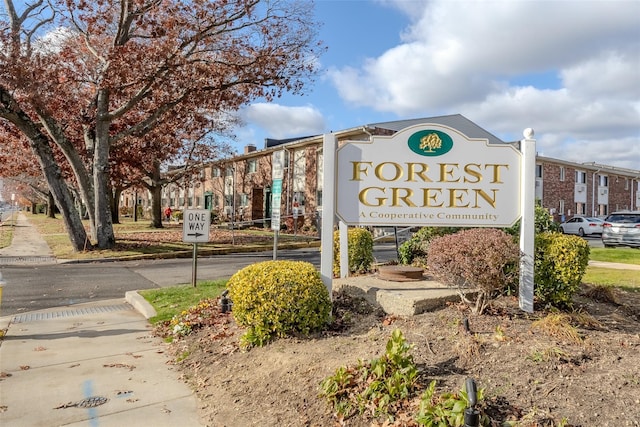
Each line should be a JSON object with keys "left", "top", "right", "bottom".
{"left": 125, "top": 115, "right": 640, "bottom": 225}
{"left": 536, "top": 157, "right": 640, "bottom": 221}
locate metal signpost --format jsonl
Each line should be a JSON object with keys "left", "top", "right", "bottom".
{"left": 182, "top": 209, "right": 211, "bottom": 287}
{"left": 271, "top": 150, "right": 285, "bottom": 260}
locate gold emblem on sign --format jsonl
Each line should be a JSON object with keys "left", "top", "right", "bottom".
{"left": 419, "top": 133, "right": 443, "bottom": 153}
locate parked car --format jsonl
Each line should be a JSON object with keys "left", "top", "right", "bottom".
{"left": 602, "top": 211, "right": 640, "bottom": 248}
{"left": 559, "top": 216, "right": 604, "bottom": 236}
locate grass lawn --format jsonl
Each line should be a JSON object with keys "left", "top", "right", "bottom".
{"left": 582, "top": 266, "right": 640, "bottom": 292}
{"left": 139, "top": 279, "right": 228, "bottom": 324}
{"left": 25, "top": 213, "right": 316, "bottom": 260}
{"left": 589, "top": 247, "right": 640, "bottom": 265}
{"left": 0, "top": 225, "right": 13, "bottom": 249}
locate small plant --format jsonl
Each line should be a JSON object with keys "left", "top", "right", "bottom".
{"left": 494, "top": 325, "right": 508, "bottom": 342}
{"left": 333, "top": 227, "right": 374, "bottom": 276}
{"left": 528, "top": 347, "right": 570, "bottom": 363}
{"left": 320, "top": 329, "right": 419, "bottom": 420}
{"left": 227, "top": 260, "right": 332, "bottom": 348}
{"left": 534, "top": 233, "right": 590, "bottom": 307}
{"left": 426, "top": 228, "right": 520, "bottom": 314}
{"left": 416, "top": 380, "right": 489, "bottom": 426}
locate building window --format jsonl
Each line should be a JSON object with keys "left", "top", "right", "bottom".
{"left": 598, "top": 204, "right": 608, "bottom": 216}
{"left": 535, "top": 164, "right": 543, "bottom": 178}
{"left": 559, "top": 166, "right": 565, "bottom": 182}
{"left": 225, "top": 167, "right": 233, "bottom": 177}
{"left": 599, "top": 175, "right": 608, "bottom": 187}
{"left": 559, "top": 199, "right": 565, "bottom": 214}
{"left": 212, "top": 167, "right": 221, "bottom": 178}
{"left": 575, "top": 170, "right": 586, "bottom": 184}
{"left": 247, "top": 159, "right": 257, "bottom": 174}
{"left": 239, "top": 193, "right": 249, "bottom": 207}
{"left": 576, "top": 202, "right": 585, "bottom": 215}
{"left": 293, "top": 191, "right": 305, "bottom": 214}
{"left": 293, "top": 149, "right": 305, "bottom": 192}
{"left": 625, "top": 178, "right": 629, "bottom": 190}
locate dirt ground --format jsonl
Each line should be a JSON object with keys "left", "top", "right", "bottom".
{"left": 158, "top": 281, "right": 640, "bottom": 427}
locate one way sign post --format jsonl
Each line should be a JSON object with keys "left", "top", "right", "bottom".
{"left": 183, "top": 209, "right": 211, "bottom": 287}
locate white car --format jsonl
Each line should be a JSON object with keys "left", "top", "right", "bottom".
{"left": 560, "top": 216, "right": 604, "bottom": 236}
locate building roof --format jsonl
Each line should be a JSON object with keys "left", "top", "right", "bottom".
{"left": 366, "top": 114, "right": 506, "bottom": 144}
{"left": 246, "top": 114, "right": 639, "bottom": 177}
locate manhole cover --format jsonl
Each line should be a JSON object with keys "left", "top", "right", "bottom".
{"left": 55, "top": 396, "right": 109, "bottom": 409}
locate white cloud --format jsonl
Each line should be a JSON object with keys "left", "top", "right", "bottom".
{"left": 33, "top": 27, "right": 74, "bottom": 55}
{"left": 240, "top": 103, "right": 326, "bottom": 140}
{"left": 327, "top": 0, "right": 640, "bottom": 169}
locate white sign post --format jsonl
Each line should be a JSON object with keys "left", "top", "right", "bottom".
{"left": 519, "top": 129, "right": 536, "bottom": 313}
{"left": 183, "top": 209, "right": 211, "bottom": 287}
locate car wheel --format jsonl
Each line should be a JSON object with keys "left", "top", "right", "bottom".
{"left": 578, "top": 228, "right": 585, "bottom": 237}
{"left": 603, "top": 244, "right": 613, "bottom": 248}
{"left": 560, "top": 227, "right": 566, "bottom": 234}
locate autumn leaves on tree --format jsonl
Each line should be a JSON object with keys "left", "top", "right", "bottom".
{"left": 0, "top": 0, "right": 323, "bottom": 250}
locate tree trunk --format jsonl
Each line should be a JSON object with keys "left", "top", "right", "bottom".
{"left": 111, "top": 187, "right": 122, "bottom": 224}
{"left": 53, "top": 135, "right": 97, "bottom": 241}
{"left": 150, "top": 183, "right": 163, "bottom": 228}
{"left": 47, "top": 192, "right": 56, "bottom": 218}
{"left": 1, "top": 88, "right": 90, "bottom": 251}
{"left": 144, "top": 159, "right": 164, "bottom": 228}
{"left": 93, "top": 89, "right": 116, "bottom": 249}
{"left": 33, "top": 137, "right": 91, "bottom": 250}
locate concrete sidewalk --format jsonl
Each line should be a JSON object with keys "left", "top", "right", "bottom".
{"left": 0, "top": 299, "right": 202, "bottom": 427}
{"left": 0, "top": 211, "right": 55, "bottom": 263}
{"left": 0, "top": 214, "right": 203, "bottom": 426}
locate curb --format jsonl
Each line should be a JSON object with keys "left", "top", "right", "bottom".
{"left": 125, "top": 290, "right": 158, "bottom": 319}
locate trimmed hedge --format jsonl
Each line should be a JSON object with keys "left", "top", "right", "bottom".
{"left": 534, "top": 232, "right": 590, "bottom": 307}
{"left": 227, "top": 260, "right": 332, "bottom": 347}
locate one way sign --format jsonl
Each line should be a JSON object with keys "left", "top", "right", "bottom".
{"left": 182, "top": 209, "right": 211, "bottom": 243}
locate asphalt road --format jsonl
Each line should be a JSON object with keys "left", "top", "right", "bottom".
{"left": 0, "top": 236, "right": 604, "bottom": 317}
{"left": 0, "top": 246, "right": 399, "bottom": 317}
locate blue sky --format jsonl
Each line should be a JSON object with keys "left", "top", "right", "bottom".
{"left": 235, "top": 0, "right": 640, "bottom": 171}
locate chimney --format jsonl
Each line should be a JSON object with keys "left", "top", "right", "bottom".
{"left": 244, "top": 144, "right": 257, "bottom": 154}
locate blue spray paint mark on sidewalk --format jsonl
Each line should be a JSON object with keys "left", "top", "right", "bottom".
{"left": 83, "top": 380, "right": 100, "bottom": 427}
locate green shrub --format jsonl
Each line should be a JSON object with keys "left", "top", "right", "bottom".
{"left": 398, "top": 227, "right": 462, "bottom": 267}
{"left": 226, "top": 260, "right": 331, "bottom": 347}
{"left": 505, "top": 204, "right": 560, "bottom": 239}
{"left": 426, "top": 228, "right": 520, "bottom": 314}
{"left": 333, "top": 227, "right": 374, "bottom": 276}
{"left": 534, "top": 232, "right": 590, "bottom": 307}
{"left": 320, "top": 329, "right": 419, "bottom": 420}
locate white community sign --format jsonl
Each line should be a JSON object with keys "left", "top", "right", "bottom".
{"left": 320, "top": 124, "right": 536, "bottom": 313}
